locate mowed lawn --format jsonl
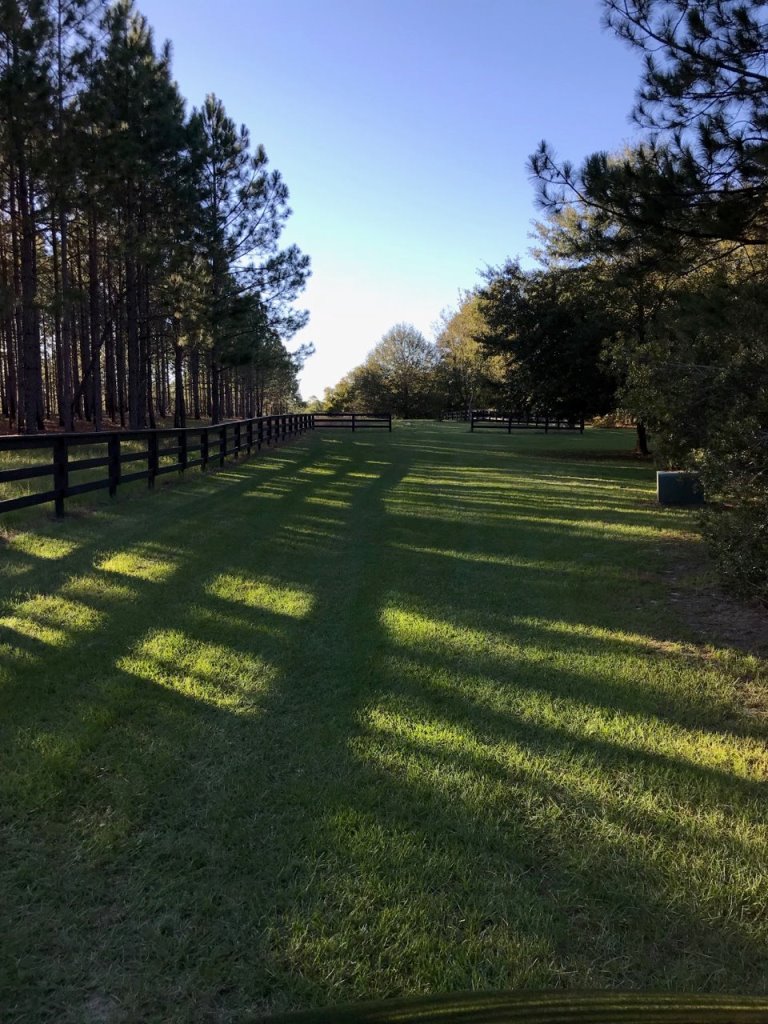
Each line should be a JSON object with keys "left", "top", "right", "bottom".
{"left": 1, "top": 422, "right": 766, "bottom": 1023}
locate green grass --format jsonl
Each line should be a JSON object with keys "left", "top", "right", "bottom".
{"left": 1, "top": 423, "right": 766, "bottom": 1023}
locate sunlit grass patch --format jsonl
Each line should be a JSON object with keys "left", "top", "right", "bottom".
{"left": 60, "top": 572, "right": 137, "bottom": 605}
{"left": 298, "top": 465, "right": 337, "bottom": 476}
{"left": 118, "top": 628, "right": 276, "bottom": 711}
{"left": 207, "top": 572, "right": 315, "bottom": 619}
{"left": 0, "top": 593, "right": 103, "bottom": 648}
{"left": 3, "top": 532, "right": 80, "bottom": 560}
{"left": 305, "top": 494, "right": 353, "bottom": 509}
{"left": 96, "top": 545, "right": 180, "bottom": 582}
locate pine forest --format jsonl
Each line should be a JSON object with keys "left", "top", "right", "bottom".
{"left": 0, "top": 0, "right": 311, "bottom": 435}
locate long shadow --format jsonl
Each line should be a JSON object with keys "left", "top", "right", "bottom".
{"left": 2, "top": 427, "right": 766, "bottom": 1021}
{"left": 243, "top": 434, "right": 767, "bottom": 1006}
{"left": 1, "top": 436, "right": 415, "bottom": 1019}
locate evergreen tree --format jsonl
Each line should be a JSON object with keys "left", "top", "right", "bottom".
{"left": 478, "top": 261, "right": 617, "bottom": 421}
{"left": 0, "top": 0, "right": 54, "bottom": 431}
{"left": 194, "top": 94, "right": 309, "bottom": 423}
{"left": 531, "top": 1, "right": 768, "bottom": 248}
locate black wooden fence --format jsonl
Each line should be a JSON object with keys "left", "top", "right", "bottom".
{"left": 471, "top": 410, "right": 584, "bottom": 433}
{"left": 0, "top": 413, "right": 314, "bottom": 518}
{"left": 314, "top": 413, "right": 392, "bottom": 431}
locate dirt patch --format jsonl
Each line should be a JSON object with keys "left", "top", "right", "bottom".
{"left": 664, "top": 544, "right": 768, "bottom": 658}
{"left": 654, "top": 535, "right": 767, "bottom": 731}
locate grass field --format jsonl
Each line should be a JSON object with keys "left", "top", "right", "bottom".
{"left": 1, "top": 422, "right": 766, "bottom": 1023}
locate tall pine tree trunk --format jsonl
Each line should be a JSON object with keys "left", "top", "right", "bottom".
{"left": 16, "top": 163, "right": 44, "bottom": 432}
{"left": 173, "top": 335, "right": 186, "bottom": 427}
{"left": 104, "top": 254, "right": 116, "bottom": 423}
{"left": 210, "top": 352, "right": 220, "bottom": 424}
{"left": 88, "top": 209, "right": 102, "bottom": 430}
{"left": 75, "top": 228, "right": 90, "bottom": 420}
{"left": 0, "top": 220, "right": 17, "bottom": 427}
{"left": 190, "top": 345, "right": 200, "bottom": 420}
{"left": 125, "top": 252, "right": 141, "bottom": 429}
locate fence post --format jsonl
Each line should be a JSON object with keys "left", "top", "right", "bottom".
{"left": 234, "top": 422, "right": 241, "bottom": 459}
{"left": 108, "top": 434, "right": 121, "bottom": 496}
{"left": 352, "top": 413, "right": 356, "bottom": 432}
{"left": 53, "top": 436, "right": 68, "bottom": 517}
{"left": 148, "top": 432, "right": 158, "bottom": 488}
{"left": 247, "top": 420, "right": 253, "bottom": 454}
{"left": 580, "top": 417, "right": 585, "bottom": 434}
{"left": 219, "top": 425, "right": 226, "bottom": 467}
{"left": 470, "top": 412, "right": 475, "bottom": 432}
{"left": 258, "top": 418, "right": 263, "bottom": 450}
{"left": 178, "top": 429, "right": 188, "bottom": 473}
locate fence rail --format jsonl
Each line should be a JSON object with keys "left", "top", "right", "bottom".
{"left": 313, "top": 413, "right": 392, "bottom": 431}
{"left": 0, "top": 413, "right": 314, "bottom": 518}
{"left": 471, "top": 410, "right": 584, "bottom": 433}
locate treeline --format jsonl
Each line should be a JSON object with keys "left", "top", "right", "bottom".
{"left": 1, "top": 0, "right": 309, "bottom": 434}
{"left": 326, "top": 1, "right": 768, "bottom": 601}
{"left": 319, "top": 282, "right": 617, "bottom": 425}
{"left": 319, "top": 311, "right": 502, "bottom": 420}
{"left": 526, "top": 0, "right": 768, "bottom": 602}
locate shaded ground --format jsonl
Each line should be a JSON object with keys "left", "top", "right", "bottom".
{"left": 0, "top": 424, "right": 766, "bottom": 1023}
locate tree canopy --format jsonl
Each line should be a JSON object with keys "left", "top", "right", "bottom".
{"left": 0, "top": 0, "right": 310, "bottom": 433}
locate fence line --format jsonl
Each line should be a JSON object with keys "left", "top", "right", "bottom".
{"left": 0, "top": 413, "right": 314, "bottom": 518}
{"left": 314, "top": 413, "right": 392, "bottom": 431}
{"left": 470, "top": 410, "right": 584, "bottom": 433}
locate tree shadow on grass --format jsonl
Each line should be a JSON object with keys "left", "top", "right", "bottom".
{"left": 1, "top": 429, "right": 766, "bottom": 1022}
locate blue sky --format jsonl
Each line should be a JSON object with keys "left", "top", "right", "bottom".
{"left": 139, "top": 0, "right": 645, "bottom": 398}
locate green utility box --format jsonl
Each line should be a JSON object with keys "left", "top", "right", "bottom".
{"left": 657, "top": 470, "right": 704, "bottom": 506}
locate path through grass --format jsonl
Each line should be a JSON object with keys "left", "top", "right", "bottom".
{"left": 1, "top": 423, "right": 766, "bottom": 1022}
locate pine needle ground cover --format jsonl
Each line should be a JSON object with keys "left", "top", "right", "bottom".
{"left": 1, "top": 423, "right": 766, "bottom": 1022}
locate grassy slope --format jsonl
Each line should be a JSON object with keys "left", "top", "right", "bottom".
{"left": 0, "top": 423, "right": 766, "bottom": 1023}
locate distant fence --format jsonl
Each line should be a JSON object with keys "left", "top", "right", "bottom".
{"left": 314, "top": 413, "right": 392, "bottom": 431}
{"left": 440, "top": 410, "right": 470, "bottom": 422}
{"left": 471, "top": 410, "right": 584, "bottom": 433}
{"left": 0, "top": 413, "right": 314, "bottom": 518}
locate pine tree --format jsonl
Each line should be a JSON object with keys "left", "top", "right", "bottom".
{"left": 0, "top": 0, "right": 55, "bottom": 431}
{"left": 531, "top": 1, "right": 768, "bottom": 248}
{"left": 194, "top": 93, "right": 309, "bottom": 423}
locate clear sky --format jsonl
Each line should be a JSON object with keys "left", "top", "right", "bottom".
{"left": 137, "top": 0, "right": 645, "bottom": 399}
